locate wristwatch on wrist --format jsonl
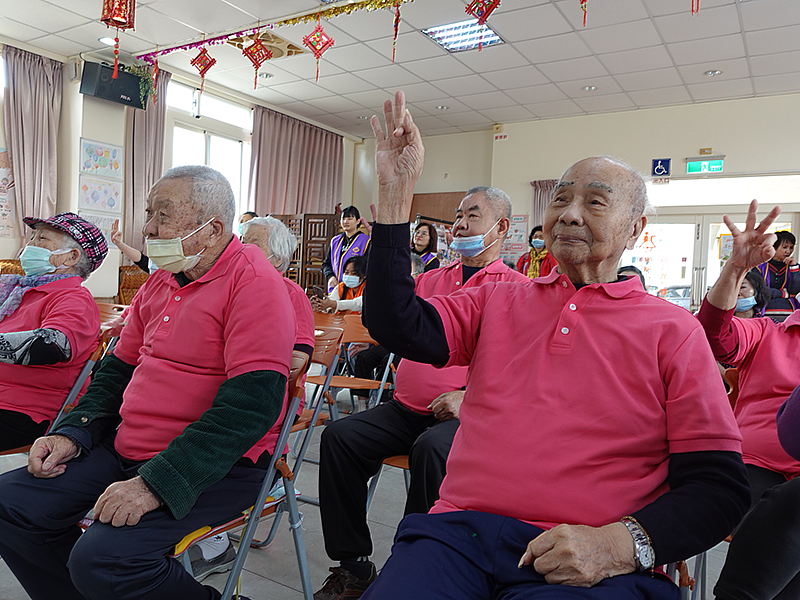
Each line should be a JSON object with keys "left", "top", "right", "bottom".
{"left": 621, "top": 516, "right": 655, "bottom": 571}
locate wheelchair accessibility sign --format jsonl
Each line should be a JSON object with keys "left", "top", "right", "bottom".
{"left": 651, "top": 159, "right": 671, "bottom": 177}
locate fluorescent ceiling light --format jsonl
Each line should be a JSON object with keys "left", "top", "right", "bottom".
{"left": 422, "top": 19, "right": 503, "bottom": 53}
{"left": 98, "top": 37, "right": 117, "bottom": 46}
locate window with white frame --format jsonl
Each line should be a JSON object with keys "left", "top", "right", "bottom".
{"left": 166, "top": 81, "right": 253, "bottom": 221}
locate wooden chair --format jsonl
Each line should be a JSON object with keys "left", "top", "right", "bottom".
{"left": 118, "top": 265, "right": 149, "bottom": 305}
{"left": 171, "top": 352, "right": 314, "bottom": 599}
{"left": 0, "top": 259, "right": 24, "bottom": 275}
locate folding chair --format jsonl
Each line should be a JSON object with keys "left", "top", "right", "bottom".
{"left": 172, "top": 351, "right": 314, "bottom": 600}
{"left": 666, "top": 554, "right": 707, "bottom": 600}
{"left": 305, "top": 315, "right": 395, "bottom": 419}
{"left": 365, "top": 455, "right": 411, "bottom": 514}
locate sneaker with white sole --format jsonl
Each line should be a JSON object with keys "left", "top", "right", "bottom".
{"left": 313, "top": 563, "right": 376, "bottom": 600}
{"left": 188, "top": 541, "right": 236, "bottom": 582}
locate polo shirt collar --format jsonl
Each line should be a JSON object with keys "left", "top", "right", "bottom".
{"left": 537, "top": 268, "right": 642, "bottom": 299}
{"left": 442, "top": 258, "right": 508, "bottom": 274}
{"left": 155, "top": 235, "right": 241, "bottom": 288}
{"left": 784, "top": 311, "right": 800, "bottom": 329}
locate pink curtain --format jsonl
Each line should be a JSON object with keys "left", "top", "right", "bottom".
{"left": 123, "top": 68, "right": 171, "bottom": 264}
{"left": 2, "top": 45, "right": 62, "bottom": 249}
{"left": 249, "top": 106, "right": 343, "bottom": 215}
{"left": 530, "top": 179, "right": 558, "bottom": 228}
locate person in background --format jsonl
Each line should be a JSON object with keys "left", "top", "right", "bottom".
{"left": 0, "top": 212, "right": 107, "bottom": 452}
{"left": 313, "top": 255, "right": 366, "bottom": 314}
{"left": 111, "top": 219, "right": 151, "bottom": 274}
{"left": 411, "top": 253, "right": 425, "bottom": 279}
{"left": 516, "top": 225, "right": 557, "bottom": 279}
{"left": 618, "top": 265, "right": 646, "bottom": 290}
{"left": 323, "top": 207, "right": 371, "bottom": 292}
{"left": 735, "top": 270, "right": 770, "bottom": 319}
{"left": 753, "top": 230, "right": 799, "bottom": 321}
{"left": 695, "top": 201, "right": 800, "bottom": 600}
{"left": 240, "top": 211, "right": 258, "bottom": 225}
{"left": 411, "top": 222, "right": 439, "bottom": 272}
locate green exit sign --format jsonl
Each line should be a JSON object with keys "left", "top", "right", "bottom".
{"left": 687, "top": 159, "right": 724, "bottom": 174}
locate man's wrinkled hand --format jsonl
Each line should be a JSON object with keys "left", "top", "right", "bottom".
{"left": 519, "top": 523, "right": 636, "bottom": 587}
{"left": 724, "top": 199, "right": 781, "bottom": 273}
{"left": 427, "top": 390, "right": 465, "bottom": 421}
{"left": 28, "top": 435, "right": 79, "bottom": 478}
{"left": 93, "top": 476, "right": 161, "bottom": 527}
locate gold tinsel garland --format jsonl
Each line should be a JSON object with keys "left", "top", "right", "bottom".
{"left": 275, "top": 0, "right": 415, "bottom": 28}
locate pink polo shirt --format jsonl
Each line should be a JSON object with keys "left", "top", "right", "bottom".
{"left": 113, "top": 237, "right": 295, "bottom": 462}
{"left": 427, "top": 270, "right": 742, "bottom": 529}
{"left": 394, "top": 260, "right": 529, "bottom": 414}
{"left": 0, "top": 277, "right": 99, "bottom": 423}
{"left": 698, "top": 302, "right": 800, "bottom": 479}
{"left": 261, "top": 277, "right": 316, "bottom": 457}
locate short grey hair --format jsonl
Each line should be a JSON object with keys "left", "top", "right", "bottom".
{"left": 240, "top": 216, "right": 298, "bottom": 273}
{"left": 465, "top": 186, "right": 513, "bottom": 222}
{"left": 55, "top": 229, "right": 92, "bottom": 280}
{"left": 411, "top": 253, "right": 424, "bottom": 277}
{"left": 160, "top": 165, "right": 236, "bottom": 233}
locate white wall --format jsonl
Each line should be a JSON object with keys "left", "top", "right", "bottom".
{"left": 492, "top": 94, "right": 800, "bottom": 218}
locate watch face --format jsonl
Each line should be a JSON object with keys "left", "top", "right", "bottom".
{"left": 638, "top": 545, "right": 656, "bottom": 569}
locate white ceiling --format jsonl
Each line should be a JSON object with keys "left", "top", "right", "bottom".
{"left": 2, "top": 0, "right": 800, "bottom": 138}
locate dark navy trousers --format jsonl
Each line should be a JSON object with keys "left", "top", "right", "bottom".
{"left": 363, "top": 511, "right": 682, "bottom": 600}
{"left": 0, "top": 435, "right": 264, "bottom": 600}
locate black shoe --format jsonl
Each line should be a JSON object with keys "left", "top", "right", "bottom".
{"left": 313, "top": 563, "right": 377, "bottom": 600}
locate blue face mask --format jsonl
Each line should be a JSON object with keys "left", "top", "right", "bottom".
{"left": 531, "top": 239, "right": 545, "bottom": 249}
{"left": 450, "top": 220, "right": 500, "bottom": 258}
{"left": 342, "top": 275, "right": 361, "bottom": 288}
{"left": 20, "top": 245, "right": 71, "bottom": 277}
{"left": 736, "top": 296, "right": 757, "bottom": 312}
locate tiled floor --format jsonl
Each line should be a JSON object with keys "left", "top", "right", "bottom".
{"left": 0, "top": 387, "right": 729, "bottom": 599}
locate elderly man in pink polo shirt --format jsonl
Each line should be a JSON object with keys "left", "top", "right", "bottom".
{"left": 0, "top": 165, "right": 295, "bottom": 600}
{"left": 356, "top": 92, "right": 750, "bottom": 600}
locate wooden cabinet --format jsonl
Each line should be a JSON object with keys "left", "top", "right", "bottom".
{"left": 273, "top": 213, "right": 339, "bottom": 292}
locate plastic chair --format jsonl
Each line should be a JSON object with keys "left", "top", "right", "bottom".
{"left": 365, "top": 455, "right": 411, "bottom": 513}
{"left": 171, "top": 352, "right": 314, "bottom": 600}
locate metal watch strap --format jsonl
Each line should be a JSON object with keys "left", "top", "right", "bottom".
{"left": 621, "top": 516, "right": 655, "bottom": 571}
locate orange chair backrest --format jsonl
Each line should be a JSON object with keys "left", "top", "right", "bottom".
{"left": 289, "top": 350, "right": 309, "bottom": 398}
{"left": 342, "top": 314, "right": 377, "bottom": 345}
{"left": 312, "top": 326, "right": 344, "bottom": 369}
{"left": 724, "top": 368, "right": 739, "bottom": 410}
{"left": 314, "top": 311, "right": 347, "bottom": 329}
{"left": 96, "top": 302, "right": 128, "bottom": 327}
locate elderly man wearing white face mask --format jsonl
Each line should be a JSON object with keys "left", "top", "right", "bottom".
{"left": 0, "top": 166, "right": 296, "bottom": 600}
{"left": 0, "top": 212, "right": 107, "bottom": 452}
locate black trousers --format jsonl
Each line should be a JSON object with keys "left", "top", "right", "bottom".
{"left": 0, "top": 434, "right": 264, "bottom": 600}
{"left": 0, "top": 408, "right": 49, "bottom": 451}
{"left": 319, "top": 398, "right": 459, "bottom": 561}
{"left": 715, "top": 472, "right": 800, "bottom": 600}
{"left": 352, "top": 345, "right": 397, "bottom": 400}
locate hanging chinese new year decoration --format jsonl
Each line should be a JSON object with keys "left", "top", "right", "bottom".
{"left": 580, "top": 0, "right": 588, "bottom": 27}
{"left": 691, "top": 0, "right": 700, "bottom": 14}
{"left": 191, "top": 47, "right": 216, "bottom": 93}
{"left": 242, "top": 38, "right": 274, "bottom": 89}
{"left": 465, "top": 0, "right": 500, "bottom": 51}
{"left": 151, "top": 59, "right": 160, "bottom": 105}
{"left": 392, "top": 3, "right": 402, "bottom": 62}
{"left": 303, "top": 17, "right": 335, "bottom": 81}
{"left": 100, "top": 0, "right": 136, "bottom": 79}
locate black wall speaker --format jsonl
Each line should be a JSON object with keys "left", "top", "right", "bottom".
{"left": 79, "top": 62, "right": 146, "bottom": 110}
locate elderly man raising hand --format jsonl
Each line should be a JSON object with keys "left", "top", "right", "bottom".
{"left": 360, "top": 92, "right": 749, "bottom": 600}
{"left": 0, "top": 166, "right": 295, "bottom": 600}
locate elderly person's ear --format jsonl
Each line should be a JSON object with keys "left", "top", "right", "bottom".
{"left": 53, "top": 248, "right": 81, "bottom": 268}
{"left": 497, "top": 218, "right": 511, "bottom": 238}
{"left": 625, "top": 217, "right": 647, "bottom": 250}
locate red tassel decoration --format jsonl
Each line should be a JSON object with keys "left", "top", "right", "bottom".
{"left": 112, "top": 32, "right": 120, "bottom": 79}
{"left": 581, "top": 0, "right": 588, "bottom": 27}
{"left": 692, "top": 0, "right": 700, "bottom": 14}
{"left": 392, "top": 3, "right": 401, "bottom": 62}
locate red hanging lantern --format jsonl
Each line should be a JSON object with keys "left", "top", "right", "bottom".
{"left": 464, "top": 0, "right": 501, "bottom": 25}
{"left": 303, "top": 18, "right": 335, "bottom": 81}
{"left": 580, "top": 0, "right": 588, "bottom": 27}
{"left": 100, "top": 0, "right": 136, "bottom": 79}
{"left": 242, "top": 38, "right": 274, "bottom": 89}
{"left": 191, "top": 47, "right": 216, "bottom": 93}
{"left": 392, "top": 3, "right": 402, "bottom": 63}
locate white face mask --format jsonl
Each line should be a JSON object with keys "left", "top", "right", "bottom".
{"left": 342, "top": 274, "right": 361, "bottom": 288}
{"left": 145, "top": 218, "right": 214, "bottom": 273}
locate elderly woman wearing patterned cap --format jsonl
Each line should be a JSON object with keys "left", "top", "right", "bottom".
{"left": 0, "top": 212, "right": 108, "bottom": 451}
